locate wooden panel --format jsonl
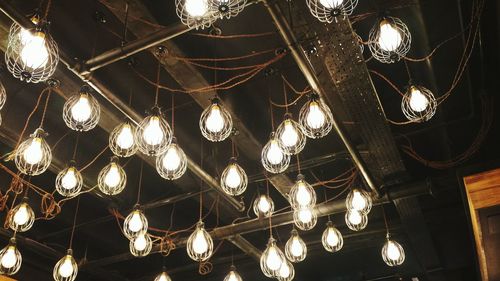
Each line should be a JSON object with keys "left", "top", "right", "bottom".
{"left": 0, "top": 275, "right": 16, "bottom": 281}
{"left": 479, "top": 207, "right": 500, "bottom": 281}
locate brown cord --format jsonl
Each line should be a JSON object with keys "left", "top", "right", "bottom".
{"left": 39, "top": 88, "right": 52, "bottom": 128}
{"left": 68, "top": 195, "right": 81, "bottom": 249}
{"left": 155, "top": 60, "right": 161, "bottom": 106}
{"left": 171, "top": 94, "right": 175, "bottom": 134}
{"left": 135, "top": 160, "right": 144, "bottom": 205}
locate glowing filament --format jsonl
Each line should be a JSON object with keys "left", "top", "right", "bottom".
{"left": 104, "top": 163, "right": 121, "bottom": 188}
{"left": 409, "top": 87, "right": 429, "bottom": 112}
{"left": 61, "top": 168, "right": 78, "bottom": 190}
{"left": 205, "top": 104, "right": 225, "bottom": 133}
{"left": 142, "top": 116, "right": 164, "bottom": 146}
{"left": 23, "top": 138, "right": 43, "bottom": 165}
{"left": 266, "top": 140, "right": 285, "bottom": 165}
{"left": 378, "top": 20, "right": 402, "bottom": 52}
{"left": 0, "top": 247, "right": 17, "bottom": 269}
{"left": 116, "top": 124, "right": 135, "bottom": 149}
{"left": 319, "top": 0, "right": 344, "bottom": 8}
{"left": 20, "top": 32, "right": 49, "bottom": 69}
{"left": 162, "top": 146, "right": 181, "bottom": 171}
{"left": 71, "top": 95, "right": 92, "bottom": 122}
{"left": 185, "top": 0, "right": 208, "bottom": 17}
{"left": 306, "top": 101, "right": 326, "bottom": 129}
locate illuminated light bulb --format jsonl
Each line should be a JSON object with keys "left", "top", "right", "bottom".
{"left": 321, "top": 221, "right": 343, "bottom": 253}
{"left": 116, "top": 124, "right": 134, "bottom": 149}
{"left": 70, "top": 95, "right": 92, "bottom": 123}
{"left": 15, "top": 128, "right": 52, "bottom": 176}
{"left": 134, "top": 234, "right": 147, "bottom": 251}
{"left": 267, "top": 139, "right": 284, "bottom": 165}
{"left": 205, "top": 104, "right": 224, "bottom": 133}
{"left": 221, "top": 158, "right": 247, "bottom": 196}
{"left": 9, "top": 200, "right": 35, "bottom": 233}
{"left": 63, "top": 88, "right": 100, "bottom": 132}
{"left": 136, "top": 109, "right": 172, "bottom": 156}
{"left": 155, "top": 271, "right": 172, "bottom": 281}
{"left": 200, "top": 98, "right": 233, "bottom": 142}
{"left": 105, "top": 163, "right": 121, "bottom": 188}
{"left": 260, "top": 237, "right": 284, "bottom": 277}
{"left": 187, "top": 222, "right": 213, "bottom": 262}
{"left": 58, "top": 257, "right": 74, "bottom": 278}
{"left": 130, "top": 233, "right": 152, "bottom": 257}
{"left": 13, "top": 204, "right": 29, "bottom": 226}
{"left": 293, "top": 207, "right": 317, "bottom": 231}
{"left": 123, "top": 208, "right": 148, "bottom": 239}
{"left": 56, "top": 163, "right": 83, "bottom": 197}
{"left": 185, "top": 0, "right": 209, "bottom": 17}
{"left": 98, "top": 158, "right": 126, "bottom": 196}
{"left": 276, "top": 116, "right": 306, "bottom": 155}
{"left": 224, "top": 266, "right": 243, "bottom": 281}
{"left": 156, "top": 139, "right": 187, "bottom": 180}
{"left": 253, "top": 194, "right": 274, "bottom": 217}
{"left": 143, "top": 116, "right": 164, "bottom": 146}
{"left": 61, "top": 168, "right": 77, "bottom": 190}
{"left": 23, "top": 137, "right": 43, "bottom": 165}
{"left": 381, "top": 236, "right": 405, "bottom": 266}
{"left": 409, "top": 86, "right": 429, "bottom": 112}
{"left": 0, "top": 239, "right": 21, "bottom": 275}
{"left": 285, "top": 230, "right": 307, "bottom": 263}
{"left": 378, "top": 20, "right": 402, "bottom": 52}
{"left": 53, "top": 250, "right": 77, "bottom": 281}
{"left": 345, "top": 209, "right": 368, "bottom": 231}
{"left": 299, "top": 95, "right": 333, "bottom": 139}
{"left": 289, "top": 175, "right": 316, "bottom": 209}
{"left": 280, "top": 120, "right": 298, "bottom": 147}
{"left": 277, "top": 260, "right": 295, "bottom": 281}
{"left": 306, "top": 101, "right": 325, "bottom": 129}
{"left": 262, "top": 133, "right": 290, "bottom": 174}
{"left": 1, "top": 247, "right": 17, "bottom": 269}
{"left": 346, "top": 188, "right": 372, "bottom": 214}
{"left": 110, "top": 122, "right": 138, "bottom": 158}
{"left": 20, "top": 32, "right": 49, "bottom": 69}
{"left": 319, "top": 0, "right": 344, "bottom": 9}
{"left": 162, "top": 145, "right": 182, "bottom": 171}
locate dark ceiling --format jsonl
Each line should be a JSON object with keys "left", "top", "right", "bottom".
{"left": 0, "top": 0, "right": 498, "bottom": 281}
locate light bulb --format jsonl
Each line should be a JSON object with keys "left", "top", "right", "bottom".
{"left": 386, "top": 241, "right": 401, "bottom": 260}
{"left": 265, "top": 245, "right": 282, "bottom": 271}
{"left": 192, "top": 229, "right": 209, "bottom": 255}
{"left": 382, "top": 238, "right": 405, "bottom": 266}
{"left": 257, "top": 196, "right": 271, "bottom": 213}
{"left": 187, "top": 222, "right": 213, "bottom": 261}
{"left": 116, "top": 124, "right": 135, "bottom": 150}
{"left": 23, "top": 137, "right": 43, "bottom": 165}
{"left": 185, "top": 0, "right": 208, "bottom": 17}
{"left": 266, "top": 140, "right": 285, "bottom": 165}
{"left": 20, "top": 32, "right": 49, "bottom": 69}
{"left": 70, "top": 95, "right": 92, "bottom": 123}
{"left": 156, "top": 141, "right": 187, "bottom": 180}
{"left": 13, "top": 204, "right": 30, "bottom": 226}
{"left": 205, "top": 104, "right": 225, "bottom": 133}
{"left": 134, "top": 234, "right": 148, "bottom": 251}
{"left": 280, "top": 120, "right": 299, "bottom": 148}
{"left": 225, "top": 164, "right": 242, "bottom": 188}
{"left": 143, "top": 116, "right": 164, "bottom": 146}
{"left": 61, "top": 167, "right": 78, "bottom": 190}
{"left": 276, "top": 117, "right": 306, "bottom": 155}
{"left": 155, "top": 272, "right": 171, "bottom": 281}
{"left": 319, "top": 0, "right": 343, "bottom": 8}
{"left": 345, "top": 209, "right": 368, "bottom": 231}
{"left": 128, "top": 212, "right": 144, "bottom": 233}
{"left": 298, "top": 209, "right": 312, "bottom": 223}
{"left": 104, "top": 163, "right": 121, "bottom": 188}
{"left": 290, "top": 175, "right": 316, "bottom": 209}
{"left": 58, "top": 257, "right": 74, "bottom": 278}
{"left": 260, "top": 238, "right": 285, "bottom": 277}
{"left": 409, "top": 87, "right": 429, "bottom": 112}
{"left": 162, "top": 145, "right": 181, "bottom": 171}
{"left": 293, "top": 207, "right": 317, "bottom": 231}
{"left": 305, "top": 101, "right": 326, "bottom": 129}
{"left": 348, "top": 210, "right": 361, "bottom": 224}
{"left": 0, "top": 247, "right": 17, "bottom": 269}
{"left": 254, "top": 194, "right": 274, "bottom": 217}
{"left": 278, "top": 260, "right": 294, "bottom": 281}
{"left": 221, "top": 160, "right": 247, "bottom": 196}
{"left": 326, "top": 228, "right": 339, "bottom": 246}
{"left": 378, "top": 20, "right": 402, "bottom": 52}
{"left": 346, "top": 188, "right": 372, "bottom": 214}
{"left": 322, "top": 221, "right": 343, "bottom": 252}
{"left": 224, "top": 268, "right": 242, "bottom": 281}
{"left": 285, "top": 230, "right": 307, "bottom": 263}
{"left": 351, "top": 190, "right": 367, "bottom": 211}
{"left": 130, "top": 233, "right": 152, "bottom": 257}
{"left": 289, "top": 238, "right": 304, "bottom": 257}
{"left": 123, "top": 209, "right": 148, "bottom": 239}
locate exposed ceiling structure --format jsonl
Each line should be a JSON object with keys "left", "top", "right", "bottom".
{"left": 0, "top": 0, "right": 498, "bottom": 281}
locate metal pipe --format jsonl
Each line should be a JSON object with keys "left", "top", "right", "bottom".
{"left": 261, "top": 0, "right": 380, "bottom": 197}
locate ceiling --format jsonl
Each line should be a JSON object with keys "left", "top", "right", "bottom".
{"left": 0, "top": 0, "right": 498, "bottom": 280}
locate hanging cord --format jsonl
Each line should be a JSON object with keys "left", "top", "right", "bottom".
{"left": 296, "top": 154, "right": 301, "bottom": 174}
{"left": 323, "top": 189, "right": 331, "bottom": 221}
{"left": 39, "top": 88, "right": 52, "bottom": 129}
{"left": 68, "top": 195, "right": 81, "bottom": 250}
{"left": 171, "top": 94, "right": 175, "bottom": 135}
{"left": 72, "top": 133, "right": 80, "bottom": 161}
{"left": 121, "top": 2, "right": 129, "bottom": 46}
{"left": 381, "top": 205, "right": 389, "bottom": 236}
{"left": 135, "top": 160, "right": 144, "bottom": 205}
{"left": 154, "top": 59, "right": 162, "bottom": 106}
{"left": 403, "top": 60, "right": 412, "bottom": 82}
{"left": 269, "top": 97, "right": 275, "bottom": 131}
{"left": 43, "top": 0, "right": 53, "bottom": 20}
{"left": 283, "top": 79, "right": 289, "bottom": 114}
{"left": 199, "top": 138, "right": 204, "bottom": 222}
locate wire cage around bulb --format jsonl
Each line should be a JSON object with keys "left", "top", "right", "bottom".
{"left": 209, "top": 0, "right": 247, "bottom": 19}
{"left": 155, "top": 139, "right": 188, "bottom": 180}
{"left": 299, "top": 94, "right": 334, "bottom": 139}
{"left": 220, "top": 158, "right": 248, "bottom": 196}
{"left": 321, "top": 221, "right": 343, "bottom": 253}
{"left": 306, "top": 0, "right": 358, "bottom": 23}
{"left": 135, "top": 107, "right": 172, "bottom": 156}
{"left": 155, "top": 271, "right": 172, "bottom": 281}
{"left": 175, "top": 0, "right": 218, "bottom": 30}
{"left": 0, "top": 79, "right": 6, "bottom": 110}
{"left": 381, "top": 236, "right": 405, "bottom": 266}
{"left": 9, "top": 199, "right": 35, "bottom": 233}
{"left": 130, "top": 233, "right": 153, "bottom": 257}
{"left": 224, "top": 266, "right": 243, "bottom": 281}
{"left": 53, "top": 250, "right": 78, "bottom": 281}
{"left": 276, "top": 115, "right": 306, "bottom": 155}
{"left": 368, "top": 16, "right": 411, "bottom": 64}
{"left": 345, "top": 209, "right": 368, "bottom": 231}
{"left": 285, "top": 229, "right": 307, "bottom": 263}
{"left": 109, "top": 121, "right": 138, "bottom": 158}
{"left": 289, "top": 174, "right": 316, "bottom": 209}
{"left": 55, "top": 162, "right": 83, "bottom": 197}
{"left": 401, "top": 84, "right": 437, "bottom": 123}
{"left": 5, "top": 22, "right": 59, "bottom": 83}
{"left": 186, "top": 221, "right": 214, "bottom": 262}
{"left": 253, "top": 194, "right": 275, "bottom": 218}
{"left": 345, "top": 188, "right": 373, "bottom": 214}
{"left": 15, "top": 128, "right": 52, "bottom": 176}
{"left": 260, "top": 237, "right": 285, "bottom": 278}
{"left": 63, "top": 86, "right": 101, "bottom": 132}
{"left": 0, "top": 238, "right": 22, "bottom": 276}
{"left": 277, "top": 259, "right": 295, "bottom": 281}
{"left": 293, "top": 207, "right": 317, "bottom": 231}
{"left": 199, "top": 98, "right": 233, "bottom": 142}
{"left": 123, "top": 208, "right": 149, "bottom": 239}
{"left": 97, "top": 157, "right": 127, "bottom": 196}
{"left": 261, "top": 133, "right": 290, "bottom": 174}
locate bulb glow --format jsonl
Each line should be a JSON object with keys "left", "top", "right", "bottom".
{"left": 257, "top": 196, "right": 271, "bottom": 213}
{"left": 378, "top": 20, "right": 402, "bottom": 52}
{"left": 104, "top": 163, "right": 121, "bottom": 188}
{"left": 306, "top": 101, "right": 326, "bottom": 129}
{"left": 279, "top": 262, "right": 291, "bottom": 278}
{"left": 325, "top": 228, "right": 339, "bottom": 246}
{"left": 71, "top": 95, "right": 92, "bottom": 123}
{"left": 351, "top": 190, "right": 367, "bottom": 211}
{"left": 226, "top": 271, "right": 239, "bottom": 281}
{"left": 128, "top": 212, "right": 144, "bottom": 233}
{"left": 162, "top": 146, "right": 181, "bottom": 171}
{"left": 266, "top": 140, "right": 285, "bottom": 165}
{"left": 319, "top": 0, "right": 344, "bottom": 8}
{"left": 23, "top": 137, "right": 43, "bottom": 165}
{"left": 185, "top": 0, "right": 208, "bottom": 17}
{"left": 296, "top": 182, "right": 312, "bottom": 207}
{"left": 61, "top": 168, "right": 78, "bottom": 190}
{"left": 116, "top": 124, "right": 135, "bottom": 150}
{"left": 205, "top": 104, "right": 225, "bottom": 133}
{"left": 347, "top": 210, "right": 362, "bottom": 225}
{"left": 224, "top": 164, "right": 242, "bottom": 189}
{"left": 192, "top": 229, "right": 209, "bottom": 255}
{"left": 297, "top": 209, "right": 313, "bottom": 224}
{"left": 0, "top": 247, "right": 17, "bottom": 269}
{"left": 20, "top": 32, "right": 49, "bottom": 69}
{"left": 280, "top": 120, "right": 299, "bottom": 148}
{"left": 386, "top": 241, "right": 401, "bottom": 260}
{"left": 289, "top": 238, "right": 304, "bottom": 257}
{"left": 265, "top": 246, "right": 283, "bottom": 271}
{"left": 58, "top": 257, "right": 74, "bottom": 278}
{"left": 142, "top": 116, "right": 164, "bottom": 146}
{"left": 13, "top": 204, "right": 30, "bottom": 226}
{"left": 156, "top": 273, "right": 170, "bottom": 281}
{"left": 409, "top": 87, "right": 429, "bottom": 112}
{"left": 134, "top": 234, "right": 148, "bottom": 251}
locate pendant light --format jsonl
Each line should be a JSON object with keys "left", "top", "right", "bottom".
{"left": 402, "top": 84, "right": 437, "bottom": 122}
{"left": 345, "top": 188, "right": 372, "bottom": 214}
{"left": 293, "top": 207, "right": 317, "bottom": 231}
{"left": 15, "top": 128, "right": 52, "bottom": 176}
{"left": 220, "top": 157, "right": 247, "bottom": 196}
{"left": 63, "top": 86, "right": 100, "bottom": 132}
{"left": 299, "top": 93, "right": 333, "bottom": 139}
{"left": 97, "top": 157, "right": 127, "bottom": 196}
{"left": 54, "top": 197, "right": 80, "bottom": 281}
{"left": 109, "top": 121, "right": 138, "bottom": 157}
{"left": 253, "top": 194, "right": 274, "bottom": 218}
{"left": 55, "top": 161, "right": 83, "bottom": 197}
{"left": 321, "top": 221, "right": 343, "bottom": 253}
{"left": 123, "top": 208, "right": 148, "bottom": 239}
{"left": 277, "top": 259, "right": 295, "bottom": 281}
{"left": 5, "top": 13, "right": 59, "bottom": 83}
{"left": 262, "top": 132, "right": 290, "bottom": 174}
{"left": 260, "top": 237, "right": 285, "bottom": 278}
{"left": 345, "top": 209, "right": 368, "bottom": 231}
{"left": 381, "top": 234, "right": 405, "bottom": 266}
{"left": 224, "top": 265, "right": 243, "bottom": 281}
{"left": 0, "top": 238, "right": 22, "bottom": 276}
{"left": 289, "top": 174, "right": 316, "bottom": 209}
{"left": 276, "top": 114, "right": 306, "bottom": 155}
{"left": 186, "top": 221, "right": 214, "bottom": 262}
{"left": 135, "top": 106, "right": 172, "bottom": 156}
{"left": 200, "top": 98, "right": 233, "bottom": 142}
{"left": 368, "top": 16, "right": 411, "bottom": 64}
{"left": 9, "top": 198, "right": 35, "bottom": 233}
{"left": 285, "top": 229, "right": 307, "bottom": 263}
{"left": 156, "top": 138, "right": 187, "bottom": 180}
{"left": 175, "top": 0, "right": 217, "bottom": 30}
{"left": 130, "top": 233, "right": 153, "bottom": 257}
{"left": 306, "top": 0, "right": 358, "bottom": 23}
{"left": 209, "top": 0, "right": 247, "bottom": 19}
{"left": 0, "top": 79, "right": 7, "bottom": 111}
{"left": 154, "top": 268, "right": 172, "bottom": 281}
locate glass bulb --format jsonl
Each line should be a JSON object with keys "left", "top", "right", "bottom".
{"left": 285, "top": 230, "right": 307, "bottom": 263}
{"left": 280, "top": 120, "right": 299, "bottom": 148}
{"left": 297, "top": 209, "right": 312, "bottom": 223}
{"left": 224, "top": 269, "right": 242, "bottom": 281}
{"left": 20, "top": 32, "right": 48, "bottom": 69}
{"left": 296, "top": 182, "right": 312, "bottom": 207}
{"left": 162, "top": 145, "right": 181, "bottom": 171}
{"left": 58, "top": 257, "right": 74, "bottom": 278}
{"left": 257, "top": 196, "right": 271, "bottom": 213}
{"left": 326, "top": 228, "right": 339, "bottom": 246}
{"left": 0, "top": 247, "right": 17, "bottom": 269}
{"left": 351, "top": 190, "right": 367, "bottom": 211}
{"left": 187, "top": 222, "right": 213, "bottom": 261}
{"left": 185, "top": 0, "right": 208, "bottom": 17}
{"left": 128, "top": 212, "right": 144, "bottom": 233}
{"left": 305, "top": 101, "right": 326, "bottom": 130}
{"left": 266, "top": 140, "right": 285, "bottom": 165}
{"left": 319, "top": 0, "right": 343, "bottom": 8}
{"left": 386, "top": 241, "right": 401, "bottom": 260}
{"left": 205, "top": 104, "right": 225, "bottom": 133}
{"left": 61, "top": 167, "right": 78, "bottom": 190}
{"left": 346, "top": 188, "right": 372, "bottom": 214}
{"left": 192, "top": 229, "right": 209, "bottom": 255}
{"left": 322, "top": 221, "right": 343, "bottom": 253}
{"left": 378, "top": 20, "right": 402, "bottom": 52}
{"left": 142, "top": 116, "right": 165, "bottom": 146}
{"left": 23, "top": 137, "right": 43, "bottom": 165}
{"left": 134, "top": 234, "right": 148, "bottom": 251}
{"left": 278, "top": 260, "right": 294, "bottom": 281}
{"left": 104, "top": 163, "right": 121, "bottom": 188}
{"left": 71, "top": 95, "right": 92, "bottom": 123}
{"left": 382, "top": 238, "right": 405, "bottom": 266}
{"left": 225, "top": 164, "right": 242, "bottom": 189}
{"left": 348, "top": 210, "right": 361, "bottom": 224}
{"left": 289, "top": 238, "right": 304, "bottom": 257}
{"left": 265, "top": 245, "right": 282, "bottom": 271}
{"left": 155, "top": 272, "right": 171, "bottom": 281}
{"left": 13, "top": 204, "right": 30, "bottom": 226}
{"left": 409, "top": 87, "right": 429, "bottom": 112}
{"left": 116, "top": 124, "right": 135, "bottom": 150}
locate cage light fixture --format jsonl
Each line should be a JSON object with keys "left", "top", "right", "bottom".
{"left": 123, "top": 207, "right": 148, "bottom": 239}
{"left": 220, "top": 157, "right": 248, "bottom": 196}
{"left": 289, "top": 174, "right": 316, "bottom": 209}
{"left": 0, "top": 79, "right": 6, "bottom": 110}
{"left": 97, "top": 157, "right": 127, "bottom": 196}
{"left": 156, "top": 138, "right": 187, "bottom": 180}
{"left": 175, "top": 0, "right": 217, "bottom": 30}
{"left": 368, "top": 16, "right": 411, "bottom": 64}
{"left": 109, "top": 121, "right": 138, "bottom": 158}
{"left": 276, "top": 114, "right": 306, "bottom": 155}
{"left": 299, "top": 93, "right": 333, "bottom": 139}
{"left": 55, "top": 161, "right": 83, "bottom": 198}
{"left": 253, "top": 194, "right": 274, "bottom": 218}
{"left": 260, "top": 237, "right": 285, "bottom": 278}
{"left": 293, "top": 207, "right": 317, "bottom": 231}
{"left": 224, "top": 265, "right": 243, "bottom": 281}
{"left": 321, "top": 221, "right": 343, "bottom": 253}
{"left": 186, "top": 221, "right": 214, "bottom": 262}
{"left": 261, "top": 132, "right": 290, "bottom": 174}
{"left": 53, "top": 249, "right": 78, "bottom": 281}
{"left": 402, "top": 84, "right": 437, "bottom": 122}
{"left": 285, "top": 229, "right": 307, "bottom": 263}
{"left": 15, "top": 127, "right": 52, "bottom": 176}
{"left": 381, "top": 234, "right": 405, "bottom": 266}
{"left": 9, "top": 198, "right": 35, "bottom": 233}
{"left": 209, "top": 0, "right": 247, "bottom": 19}
{"left": 306, "top": 0, "right": 358, "bottom": 23}
{"left": 277, "top": 259, "right": 295, "bottom": 281}
{"left": 0, "top": 238, "right": 22, "bottom": 276}
{"left": 155, "top": 269, "right": 172, "bottom": 281}
{"left": 200, "top": 98, "right": 233, "bottom": 142}
{"left": 135, "top": 106, "right": 172, "bottom": 156}
{"left": 345, "top": 209, "right": 368, "bottom": 231}
{"left": 345, "top": 188, "right": 372, "bottom": 214}
{"left": 63, "top": 86, "right": 100, "bottom": 132}
{"left": 5, "top": 17, "right": 59, "bottom": 83}
{"left": 129, "top": 232, "right": 153, "bottom": 257}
